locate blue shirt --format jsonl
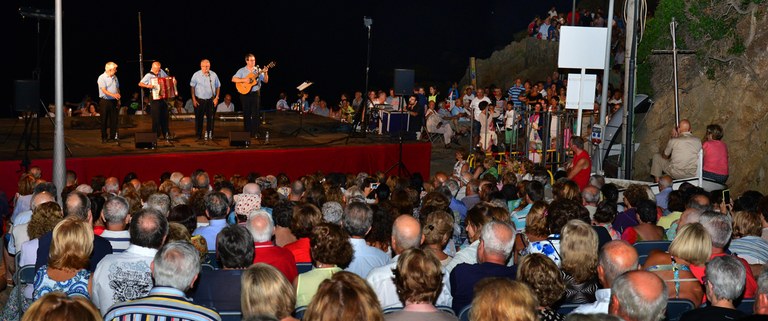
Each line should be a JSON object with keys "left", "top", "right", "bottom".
{"left": 345, "top": 238, "right": 390, "bottom": 278}
{"left": 233, "top": 66, "right": 264, "bottom": 92}
{"left": 104, "top": 287, "right": 221, "bottom": 321}
{"left": 507, "top": 84, "right": 524, "bottom": 107}
{"left": 190, "top": 71, "right": 221, "bottom": 99}
{"left": 193, "top": 219, "right": 228, "bottom": 251}
{"left": 97, "top": 72, "right": 120, "bottom": 99}
{"left": 450, "top": 198, "right": 468, "bottom": 220}
{"left": 655, "top": 187, "right": 672, "bottom": 210}
{"left": 450, "top": 262, "right": 517, "bottom": 313}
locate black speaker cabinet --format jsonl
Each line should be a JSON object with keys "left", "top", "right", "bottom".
{"left": 135, "top": 132, "right": 157, "bottom": 149}
{"left": 229, "top": 131, "right": 251, "bottom": 147}
{"left": 14, "top": 80, "right": 40, "bottom": 113}
{"left": 393, "top": 69, "right": 415, "bottom": 96}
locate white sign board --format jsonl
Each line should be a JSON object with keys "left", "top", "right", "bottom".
{"left": 565, "top": 73, "right": 596, "bottom": 110}
{"left": 558, "top": 26, "right": 608, "bottom": 69}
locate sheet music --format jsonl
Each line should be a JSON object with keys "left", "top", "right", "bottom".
{"left": 296, "top": 81, "right": 313, "bottom": 91}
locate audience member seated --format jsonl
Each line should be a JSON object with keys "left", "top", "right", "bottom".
{"left": 450, "top": 220, "right": 517, "bottom": 312}
{"left": 91, "top": 208, "right": 168, "bottom": 314}
{"left": 729, "top": 211, "right": 768, "bottom": 265}
{"left": 621, "top": 199, "right": 665, "bottom": 244}
{"left": 98, "top": 196, "right": 132, "bottom": 253}
{"left": 469, "top": 278, "right": 539, "bottom": 321}
{"left": 657, "top": 190, "right": 685, "bottom": 230}
{"left": 643, "top": 223, "right": 710, "bottom": 305}
{"left": 295, "top": 223, "right": 353, "bottom": 307}
{"left": 613, "top": 184, "right": 649, "bottom": 234}
{"left": 343, "top": 202, "right": 389, "bottom": 278}
{"left": 744, "top": 268, "right": 768, "bottom": 318}
{"left": 510, "top": 180, "right": 546, "bottom": 232}
{"left": 193, "top": 225, "right": 254, "bottom": 312}
{"left": 22, "top": 292, "right": 101, "bottom": 321}
{"left": 592, "top": 201, "right": 621, "bottom": 240}
{"left": 421, "top": 210, "right": 455, "bottom": 267}
{"left": 103, "top": 242, "right": 220, "bottom": 321}
{"left": 680, "top": 256, "right": 747, "bottom": 321}
{"left": 246, "top": 210, "right": 297, "bottom": 282}
{"left": 560, "top": 220, "right": 599, "bottom": 304}
{"left": 517, "top": 201, "right": 556, "bottom": 264}
{"left": 9, "top": 191, "right": 56, "bottom": 256}
{"left": 284, "top": 203, "right": 324, "bottom": 263}
{"left": 650, "top": 119, "right": 702, "bottom": 182}
{"left": 303, "top": 271, "right": 385, "bottom": 321}
{"left": 517, "top": 253, "right": 566, "bottom": 321}
{"left": 386, "top": 248, "right": 458, "bottom": 321}
{"left": 192, "top": 191, "right": 230, "bottom": 251}
{"left": 655, "top": 175, "right": 673, "bottom": 211}
{"left": 573, "top": 240, "right": 639, "bottom": 315}
{"left": 241, "top": 263, "right": 299, "bottom": 321}
{"left": 444, "top": 204, "right": 492, "bottom": 274}
{"left": 168, "top": 204, "right": 208, "bottom": 255}
{"left": 609, "top": 270, "right": 668, "bottom": 321}
{"left": 33, "top": 217, "right": 92, "bottom": 301}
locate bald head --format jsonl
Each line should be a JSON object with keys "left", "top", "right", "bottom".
{"left": 599, "top": 240, "right": 639, "bottom": 287}
{"left": 31, "top": 191, "right": 56, "bottom": 211}
{"left": 243, "top": 183, "right": 261, "bottom": 195}
{"left": 104, "top": 177, "right": 120, "bottom": 194}
{"left": 391, "top": 215, "right": 422, "bottom": 254}
{"left": 433, "top": 172, "right": 449, "bottom": 188}
{"left": 610, "top": 270, "right": 668, "bottom": 321}
{"left": 678, "top": 119, "right": 691, "bottom": 133}
{"left": 582, "top": 185, "right": 601, "bottom": 205}
{"left": 658, "top": 175, "right": 673, "bottom": 189}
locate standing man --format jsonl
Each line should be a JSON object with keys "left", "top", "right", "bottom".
{"left": 232, "top": 53, "right": 269, "bottom": 138}
{"left": 138, "top": 61, "right": 171, "bottom": 140}
{"left": 190, "top": 59, "right": 221, "bottom": 141}
{"left": 98, "top": 62, "right": 121, "bottom": 143}
{"left": 567, "top": 136, "right": 592, "bottom": 190}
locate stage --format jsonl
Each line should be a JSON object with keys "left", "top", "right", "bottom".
{"left": 0, "top": 111, "right": 431, "bottom": 195}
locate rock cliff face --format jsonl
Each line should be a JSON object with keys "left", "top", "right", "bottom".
{"left": 633, "top": 0, "right": 768, "bottom": 194}
{"left": 459, "top": 38, "right": 560, "bottom": 90}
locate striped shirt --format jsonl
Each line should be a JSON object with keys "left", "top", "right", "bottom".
{"left": 100, "top": 230, "right": 131, "bottom": 253}
{"left": 729, "top": 236, "right": 768, "bottom": 265}
{"left": 507, "top": 84, "right": 525, "bottom": 107}
{"left": 104, "top": 287, "right": 221, "bottom": 321}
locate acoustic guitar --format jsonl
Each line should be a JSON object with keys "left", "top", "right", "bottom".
{"left": 236, "top": 61, "right": 276, "bottom": 95}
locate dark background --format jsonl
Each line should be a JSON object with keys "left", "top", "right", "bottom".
{"left": 7, "top": 0, "right": 581, "bottom": 117}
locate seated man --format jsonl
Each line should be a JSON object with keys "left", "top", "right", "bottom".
{"left": 680, "top": 256, "right": 747, "bottom": 321}
{"left": 450, "top": 220, "right": 517, "bottom": 312}
{"left": 425, "top": 100, "right": 454, "bottom": 148}
{"left": 103, "top": 242, "right": 220, "bottom": 321}
{"left": 192, "top": 225, "right": 254, "bottom": 312}
{"left": 246, "top": 210, "right": 297, "bottom": 282}
{"left": 651, "top": 119, "right": 702, "bottom": 181}
{"left": 609, "top": 270, "right": 668, "bottom": 321}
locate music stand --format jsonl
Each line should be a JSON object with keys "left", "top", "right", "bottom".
{"left": 384, "top": 95, "right": 411, "bottom": 178}
{"left": 289, "top": 81, "right": 315, "bottom": 137}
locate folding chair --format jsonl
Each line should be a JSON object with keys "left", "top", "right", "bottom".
{"left": 458, "top": 305, "right": 472, "bottom": 321}
{"left": 296, "top": 262, "right": 313, "bottom": 274}
{"left": 634, "top": 241, "right": 672, "bottom": 258}
{"left": 665, "top": 299, "right": 696, "bottom": 321}
{"left": 557, "top": 303, "right": 581, "bottom": 315}
{"left": 436, "top": 305, "right": 456, "bottom": 315}
{"left": 294, "top": 305, "right": 308, "bottom": 319}
{"left": 219, "top": 311, "right": 242, "bottom": 321}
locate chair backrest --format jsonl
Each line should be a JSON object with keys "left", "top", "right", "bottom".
{"left": 204, "top": 251, "right": 219, "bottom": 269}
{"left": 665, "top": 298, "right": 696, "bottom": 321}
{"left": 634, "top": 241, "right": 672, "bottom": 257}
{"left": 436, "top": 305, "right": 456, "bottom": 316}
{"left": 18, "top": 265, "right": 36, "bottom": 285}
{"left": 557, "top": 303, "right": 581, "bottom": 316}
{"left": 736, "top": 299, "right": 755, "bottom": 315}
{"left": 201, "top": 263, "right": 217, "bottom": 271}
{"left": 294, "top": 305, "right": 308, "bottom": 320}
{"left": 219, "top": 311, "right": 242, "bottom": 321}
{"left": 296, "top": 262, "right": 313, "bottom": 274}
{"left": 458, "top": 305, "right": 471, "bottom": 321}
{"left": 383, "top": 306, "right": 403, "bottom": 314}
{"left": 638, "top": 254, "right": 649, "bottom": 266}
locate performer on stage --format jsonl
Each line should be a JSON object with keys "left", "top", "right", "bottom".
{"left": 190, "top": 59, "right": 221, "bottom": 141}
{"left": 97, "top": 62, "right": 121, "bottom": 143}
{"left": 138, "top": 61, "right": 170, "bottom": 139}
{"left": 232, "top": 53, "right": 269, "bottom": 138}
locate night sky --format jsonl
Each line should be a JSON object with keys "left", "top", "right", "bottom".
{"left": 8, "top": 0, "right": 576, "bottom": 117}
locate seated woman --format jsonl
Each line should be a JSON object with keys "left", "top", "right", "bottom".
{"left": 33, "top": 217, "right": 93, "bottom": 300}
{"left": 515, "top": 201, "right": 551, "bottom": 264}
{"left": 642, "top": 223, "right": 711, "bottom": 305}
{"left": 729, "top": 211, "right": 768, "bottom": 265}
{"left": 621, "top": 199, "right": 665, "bottom": 244}
{"left": 517, "top": 253, "right": 566, "bottom": 321}
{"left": 23, "top": 292, "right": 101, "bottom": 321}
{"left": 303, "top": 271, "right": 384, "bottom": 321}
{"left": 284, "top": 203, "right": 324, "bottom": 263}
{"left": 469, "top": 278, "right": 538, "bottom": 321}
{"left": 592, "top": 201, "right": 621, "bottom": 240}
{"left": 294, "top": 223, "right": 353, "bottom": 307}
{"left": 559, "top": 219, "right": 599, "bottom": 304}
{"left": 387, "top": 248, "right": 458, "bottom": 321}
{"left": 192, "top": 225, "right": 254, "bottom": 312}
{"left": 241, "top": 263, "right": 299, "bottom": 321}
{"left": 421, "top": 211, "right": 455, "bottom": 267}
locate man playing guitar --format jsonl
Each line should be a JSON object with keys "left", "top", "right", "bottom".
{"left": 232, "top": 53, "right": 269, "bottom": 138}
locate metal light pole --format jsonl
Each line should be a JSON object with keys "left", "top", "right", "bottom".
{"left": 53, "top": 0, "right": 65, "bottom": 204}
{"left": 597, "top": 0, "right": 615, "bottom": 174}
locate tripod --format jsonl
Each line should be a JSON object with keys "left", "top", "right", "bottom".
{"left": 384, "top": 131, "right": 411, "bottom": 178}
{"left": 289, "top": 109, "right": 315, "bottom": 137}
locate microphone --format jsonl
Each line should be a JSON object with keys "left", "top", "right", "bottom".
{"left": 164, "top": 67, "right": 170, "bottom": 75}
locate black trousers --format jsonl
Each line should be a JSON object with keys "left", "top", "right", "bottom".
{"left": 150, "top": 99, "right": 169, "bottom": 137}
{"left": 99, "top": 98, "right": 119, "bottom": 140}
{"left": 240, "top": 91, "right": 260, "bottom": 136}
{"left": 195, "top": 98, "right": 215, "bottom": 137}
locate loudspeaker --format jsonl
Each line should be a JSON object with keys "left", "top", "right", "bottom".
{"left": 229, "top": 131, "right": 251, "bottom": 147}
{"left": 14, "top": 80, "right": 40, "bottom": 113}
{"left": 135, "top": 132, "right": 157, "bottom": 149}
{"left": 393, "top": 69, "right": 415, "bottom": 96}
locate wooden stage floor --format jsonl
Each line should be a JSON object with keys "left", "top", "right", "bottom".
{"left": 0, "top": 111, "right": 404, "bottom": 161}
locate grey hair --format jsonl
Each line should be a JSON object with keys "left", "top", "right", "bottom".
{"left": 680, "top": 208, "right": 704, "bottom": 226}
{"left": 391, "top": 217, "right": 422, "bottom": 251}
{"left": 64, "top": 191, "right": 91, "bottom": 220}
{"left": 758, "top": 267, "right": 768, "bottom": 296}
{"left": 170, "top": 172, "right": 184, "bottom": 185}
{"left": 480, "top": 220, "right": 516, "bottom": 258}
{"left": 588, "top": 175, "right": 605, "bottom": 189}
{"left": 246, "top": 210, "right": 274, "bottom": 242}
{"left": 243, "top": 183, "right": 261, "bottom": 195}
{"left": 170, "top": 193, "right": 188, "bottom": 208}
{"left": 699, "top": 211, "right": 732, "bottom": 248}
{"left": 344, "top": 186, "right": 364, "bottom": 201}
{"left": 179, "top": 177, "right": 193, "bottom": 192}
{"left": 582, "top": 187, "right": 601, "bottom": 205}
{"left": 103, "top": 196, "right": 130, "bottom": 224}
{"left": 343, "top": 202, "right": 373, "bottom": 237}
{"left": 145, "top": 193, "right": 171, "bottom": 216}
{"left": 706, "top": 255, "right": 746, "bottom": 301}
{"left": 598, "top": 240, "right": 639, "bottom": 286}
{"left": 152, "top": 241, "right": 201, "bottom": 291}
{"left": 104, "top": 177, "right": 120, "bottom": 194}
{"left": 445, "top": 179, "right": 460, "bottom": 196}
{"left": 321, "top": 201, "right": 344, "bottom": 225}
{"left": 611, "top": 271, "right": 668, "bottom": 321}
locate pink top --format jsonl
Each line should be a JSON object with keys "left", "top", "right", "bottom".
{"left": 702, "top": 140, "right": 728, "bottom": 175}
